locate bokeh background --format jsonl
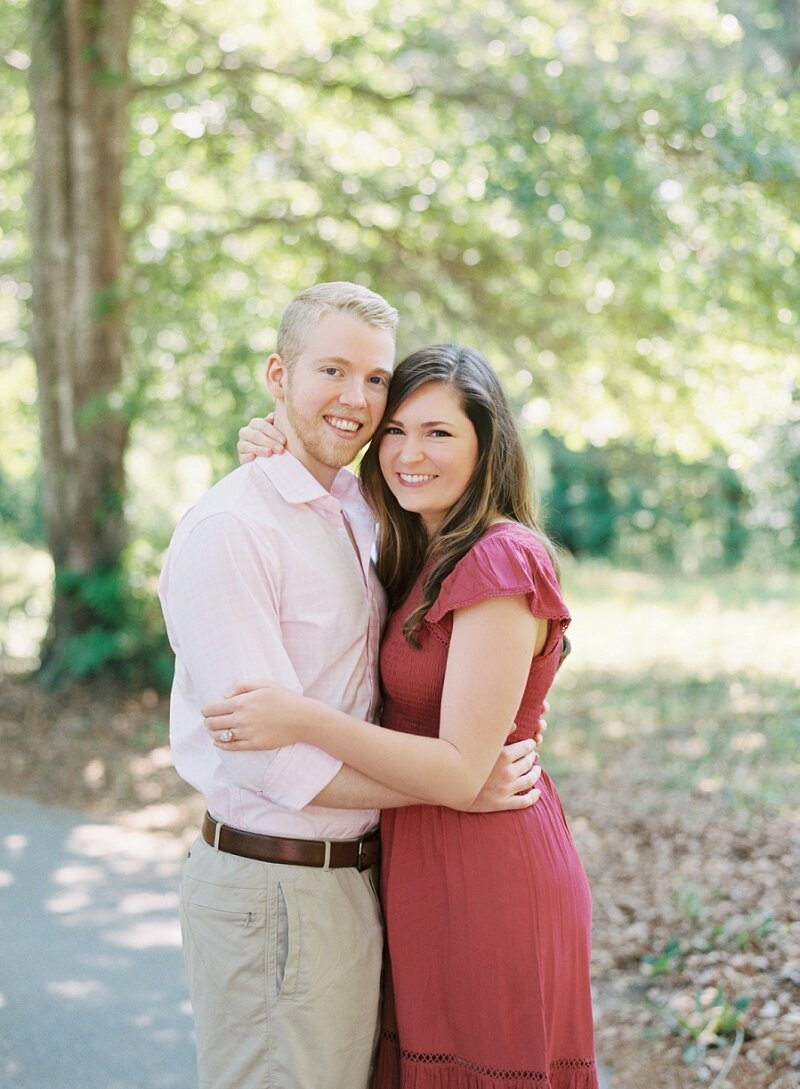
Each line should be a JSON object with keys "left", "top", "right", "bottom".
{"left": 0, "top": 3, "right": 798, "bottom": 1087}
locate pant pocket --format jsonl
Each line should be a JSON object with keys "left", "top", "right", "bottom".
{"left": 181, "top": 878, "right": 269, "bottom": 1032}
{"left": 275, "top": 880, "right": 301, "bottom": 1001}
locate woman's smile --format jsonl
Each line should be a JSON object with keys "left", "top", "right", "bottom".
{"left": 378, "top": 381, "right": 479, "bottom": 534}
{"left": 396, "top": 472, "right": 438, "bottom": 486}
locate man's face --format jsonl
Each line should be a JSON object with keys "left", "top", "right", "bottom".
{"left": 271, "top": 312, "right": 395, "bottom": 487}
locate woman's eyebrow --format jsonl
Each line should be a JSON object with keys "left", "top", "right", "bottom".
{"left": 384, "top": 418, "right": 455, "bottom": 427}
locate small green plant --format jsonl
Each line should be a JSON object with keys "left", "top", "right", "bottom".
{"left": 640, "top": 936, "right": 683, "bottom": 978}
{"left": 675, "top": 885, "right": 705, "bottom": 923}
{"left": 660, "top": 987, "right": 750, "bottom": 1064}
{"left": 712, "top": 911, "right": 775, "bottom": 950}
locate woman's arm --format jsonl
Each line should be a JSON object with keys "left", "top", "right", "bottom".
{"left": 204, "top": 594, "right": 542, "bottom": 810}
{"left": 238, "top": 416, "right": 287, "bottom": 462}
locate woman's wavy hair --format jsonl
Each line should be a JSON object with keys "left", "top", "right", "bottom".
{"left": 360, "top": 344, "right": 560, "bottom": 646}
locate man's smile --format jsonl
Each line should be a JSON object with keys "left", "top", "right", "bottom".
{"left": 324, "top": 414, "right": 363, "bottom": 435}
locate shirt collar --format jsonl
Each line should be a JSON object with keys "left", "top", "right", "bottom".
{"left": 251, "top": 451, "right": 362, "bottom": 510}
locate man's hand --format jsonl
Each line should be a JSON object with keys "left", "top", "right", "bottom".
{"left": 466, "top": 739, "right": 542, "bottom": 813}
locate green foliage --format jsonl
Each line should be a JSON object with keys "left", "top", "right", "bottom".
{"left": 711, "top": 911, "right": 775, "bottom": 951}
{"left": 658, "top": 987, "right": 750, "bottom": 1062}
{"left": 115, "top": 0, "right": 799, "bottom": 458}
{"left": 538, "top": 420, "right": 800, "bottom": 571}
{"left": 641, "top": 937, "right": 684, "bottom": 979}
{"left": 3, "top": 0, "right": 800, "bottom": 677}
{"left": 45, "top": 565, "right": 172, "bottom": 688}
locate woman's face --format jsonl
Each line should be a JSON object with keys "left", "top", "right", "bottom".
{"left": 378, "top": 381, "right": 480, "bottom": 535}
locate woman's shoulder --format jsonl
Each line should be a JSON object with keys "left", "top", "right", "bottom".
{"left": 426, "top": 521, "right": 569, "bottom": 625}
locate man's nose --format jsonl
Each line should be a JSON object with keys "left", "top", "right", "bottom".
{"left": 339, "top": 379, "right": 368, "bottom": 408}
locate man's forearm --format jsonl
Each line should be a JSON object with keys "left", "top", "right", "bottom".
{"left": 311, "top": 765, "right": 423, "bottom": 810}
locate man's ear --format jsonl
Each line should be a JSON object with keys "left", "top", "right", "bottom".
{"left": 265, "top": 353, "right": 288, "bottom": 401}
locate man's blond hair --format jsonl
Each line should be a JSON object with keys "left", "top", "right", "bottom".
{"left": 277, "top": 282, "right": 399, "bottom": 367}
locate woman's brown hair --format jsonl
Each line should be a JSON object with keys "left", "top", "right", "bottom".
{"left": 360, "top": 344, "right": 560, "bottom": 646}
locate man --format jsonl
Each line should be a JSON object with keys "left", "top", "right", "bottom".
{"left": 159, "top": 283, "right": 541, "bottom": 1089}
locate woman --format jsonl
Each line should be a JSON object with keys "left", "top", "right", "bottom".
{"left": 205, "top": 345, "right": 597, "bottom": 1089}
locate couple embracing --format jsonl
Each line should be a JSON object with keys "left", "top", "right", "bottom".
{"left": 159, "top": 282, "right": 597, "bottom": 1089}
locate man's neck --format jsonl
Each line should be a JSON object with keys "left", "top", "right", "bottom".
{"left": 281, "top": 438, "right": 338, "bottom": 492}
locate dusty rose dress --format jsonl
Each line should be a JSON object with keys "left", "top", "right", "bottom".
{"left": 372, "top": 523, "right": 597, "bottom": 1089}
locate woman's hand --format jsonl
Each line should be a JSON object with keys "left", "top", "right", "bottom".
{"left": 466, "top": 739, "right": 542, "bottom": 812}
{"left": 238, "top": 416, "right": 288, "bottom": 464}
{"left": 533, "top": 698, "right": 549, "bottom": 747}
{"left": 203, "top": 681, "right": 314, "bottom": 750}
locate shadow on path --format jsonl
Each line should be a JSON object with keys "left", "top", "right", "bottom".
{"left": 0, "top": 794, "right": 196, "bottom": 1089}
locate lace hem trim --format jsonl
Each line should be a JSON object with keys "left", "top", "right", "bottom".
{"left": 381, "top": 1031, "right": 596, "bottom": 1080}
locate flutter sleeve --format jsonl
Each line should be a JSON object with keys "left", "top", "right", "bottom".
{"left": 425, "top": 526, "right": 570, "bottom": 632}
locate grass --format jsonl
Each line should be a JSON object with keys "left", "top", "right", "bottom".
{"left": 544, "top": 560, "right": 800, "bottom": 812}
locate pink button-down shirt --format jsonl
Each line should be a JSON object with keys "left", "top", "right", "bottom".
{"left": 158, "top": 453, "right": 386, "bottom": 839}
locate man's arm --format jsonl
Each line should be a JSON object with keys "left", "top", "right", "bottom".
{"left": 312, "top": 765, "right": 422, "bottom": 809}
{"left": 311, "top": 738, "right": 542, "bottom": 812}
{"left": 163, "top": 512, "right": 346, "bottom": 809}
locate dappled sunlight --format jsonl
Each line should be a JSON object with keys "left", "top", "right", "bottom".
{"left": 556, "top": 668, "right": 797, "bottom": 811}
{"left": 45, "top": 889, "right": 93, "bottom": 914}
{"left": 562, "top": 566, "right": 800, "bottom": 682}
{"left": 696, "top": 777, "right": 723, "bottom": 795}
{"left": 729, "top": 731, "right": 767, "bottom": 753}
{"left": 102, "top": 918, "right": 182, "bottom": 950}
{"left": 667, "top": 736, "right": 709, "bottom": 759}
{"left": 66, "top": 821, "right": 187, "bottom": 871}
{"left": 0, "top": 795, "right": 195, "bottom": 1085}
{"left": 45, "top": 979, "right": 111, "bottom": 1003}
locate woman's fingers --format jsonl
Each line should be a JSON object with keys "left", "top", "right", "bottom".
{"left": 507, "top": 787, "right": 541, "bottom": 809}
{"left": 503, "top": 737, "right": 536, "bottom": 761}
{"left": 201, "top": 699, "right": 236, "bottom": 718}
{"left": 237, "top": 418, "right": 286, "bottom": 460}
{"left": 532, "top": 718, "right": 547, "bottom": 746}
{"left": 516, "top": 763, "right": 542, "bottom": 791}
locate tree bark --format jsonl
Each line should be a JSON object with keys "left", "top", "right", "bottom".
{"left": 29, "top": 0, "right": 137, "bottom": 683}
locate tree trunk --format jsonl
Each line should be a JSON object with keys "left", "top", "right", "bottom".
{"left": 29, "top": 0, "right": 137, "bottom": 684}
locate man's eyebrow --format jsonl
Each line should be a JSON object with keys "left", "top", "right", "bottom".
{"left": 318, "top": 355, "right": 392, "bottom": 377}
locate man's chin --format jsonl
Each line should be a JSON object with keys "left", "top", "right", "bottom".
{"left": 307, "top": 442, "right": 362, "bottom": 472}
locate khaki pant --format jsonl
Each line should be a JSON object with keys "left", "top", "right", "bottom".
{"left": 180, "top": 835, "right": 383, "bottom": 1089}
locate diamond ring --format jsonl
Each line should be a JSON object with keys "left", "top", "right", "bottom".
{"left": 219, "top": 728, "right": 235, "bottom": 743}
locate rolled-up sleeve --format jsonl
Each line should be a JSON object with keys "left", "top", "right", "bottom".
{"left": 161, "top": 512, "right": 343, "bottom": 809}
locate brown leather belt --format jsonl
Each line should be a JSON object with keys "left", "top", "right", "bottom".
{"left": 201, "top": 812, "right": 380, "bottom": 871}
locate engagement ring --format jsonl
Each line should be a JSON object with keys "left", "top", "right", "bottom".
{"left": 219, "top": 728, "right": 235, "bottom": 743}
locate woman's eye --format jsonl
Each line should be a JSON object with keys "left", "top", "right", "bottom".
{"left": 431, "top": 430, "right": 451, "bottom": 438}
{"left": 383, "top": 426, "right": 403, "bottom": 436}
